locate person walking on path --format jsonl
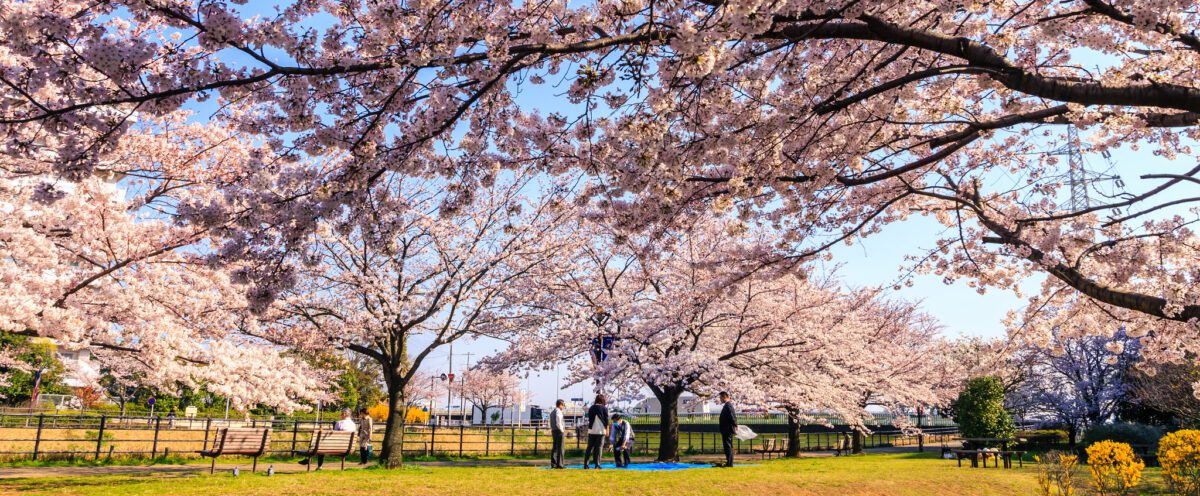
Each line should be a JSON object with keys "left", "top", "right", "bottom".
{"left": 718, "top": 392, "right": 737, "bottom": 467}
{"left": 549, "top": 399, "right": 567, "bottom": 469}
{"left": 301, "top": 409, "right": 356, "bottom": 470}
{"left": 610, "top": 413, "right": 633, "bottom": 467}
{"left": 583, "top": 394, "right": 610, "bottom": 469}
{"left": 357, "top": 408, "right": 373, "bottom": 464}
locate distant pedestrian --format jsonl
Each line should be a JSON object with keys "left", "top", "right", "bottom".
{"left": 718, "top": 392, "right": 737, "bottom": 467}
{"left": 549, "top": 399, "right": 566, "bottom": 469}
{"left": 583, "top": 394, "right": 610, "bottom": 469}
{"left": 357, "top": 407, "right": 373, "bottom": 464}
{"left": 836, "top": 431, "right": 853, "bottom": 456}
{"left": 610, "top": 413, "right": 633, "bottom": 467}
{"left": 166, "top": 407, "right": 177, "bottom": 428}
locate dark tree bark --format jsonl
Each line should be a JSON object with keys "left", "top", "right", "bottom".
{"left": 651, "top": 384, "right": 685, "bottom": 461}
{"left": 380, "top": 367, "right": 409, "bottom": 468}
{"left": 851, "top": 428, "right": 865, "bottom": 454}
{"left": 785, "top": 407, "right": 803, "bottom": 458}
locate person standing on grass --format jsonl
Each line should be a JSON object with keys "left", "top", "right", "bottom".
{"left": 550, "top": 399, "right": 566, "bottom": 469}
{"left": 610, "top": 413, "right": 633, "bottom": 467}
{"left": 583, "top": 394, "right": 609, "bottom": 469}
{"left": 357, "top": 407, "right": 374, "bottom": 464}
{"left": 718, "top": 392, "right": 737, "bottom": 467}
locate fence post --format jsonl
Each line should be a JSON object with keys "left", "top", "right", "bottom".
{"left": 431, "top": 421, "right": 437, "bottom": 455}
{"left": 533, "top": 427, "right": 539, "bottom": 456}
{"left": 291, "top": 420, "right": 300, "bottom": 453}
{"left": 918, "top": 433, "right": 924, "bottom": 452}
{"left": 458, "top": 424, "right": 464, "bottom": 458}
{"left": 32, "top": 414, "right": 45, "bottom": 461}
{"left": 485, "top": 426, "right": 490, "bottom": 456}
{"left": 95, "top": 414, "right": 107, "bottom": 460}
{"left": 151, "top": 416, "right": 162, "bottom": 458}
{"left": 510, "top": 423, "right": 516, "bottom": 455}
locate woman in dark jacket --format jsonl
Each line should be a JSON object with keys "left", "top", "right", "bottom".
{"left": 583, "top": 394, "right": 610, "bottom": 469}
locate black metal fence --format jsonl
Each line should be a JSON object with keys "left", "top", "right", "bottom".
{"left": 0, "top": 413, "right": 959, "bottom": 461}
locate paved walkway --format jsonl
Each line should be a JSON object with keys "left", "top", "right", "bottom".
{"left": 0, "top": 443, "right": 956, "bottom": 479}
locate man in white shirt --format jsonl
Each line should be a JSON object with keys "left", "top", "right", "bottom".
{"left": 549, "top": 399, "right": 566, "bottom": 469}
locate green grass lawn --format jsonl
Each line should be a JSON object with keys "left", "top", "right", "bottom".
{"left": 1, "top": 452, "right": 1173, "bottom": 496}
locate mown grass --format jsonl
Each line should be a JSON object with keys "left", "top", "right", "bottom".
{"left": 0, "top": 452, "right": 1147, "bottom": 496}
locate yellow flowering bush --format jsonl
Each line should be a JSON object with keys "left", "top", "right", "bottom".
{"left": 1159, "top": 430, "right": 1200, "bottom": 496}
{"left": 1035, "top": 450, "right": 1079, "bottom": 496}
{"left": 366, "top": 403, "right": 429, "bottom": 424}
{"left": 1086, "top": 441, "right": 1144, "bottom": 495}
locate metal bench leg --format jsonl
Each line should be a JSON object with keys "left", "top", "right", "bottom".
{"left": 253, "top": 456, "right": 258, "bottom": 473}
{"left": 210, "top": 457, "right": 216, "bottom": 475}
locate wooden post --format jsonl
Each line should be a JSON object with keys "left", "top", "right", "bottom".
{"left": 430, "top": 420, "right": 437, "bottom": 455}
{"left": 510, "top": 423, "right": 516, "bottom": 455}
{"left": 95, "top": 414, "right": 107, "bottom": 460}
{"left": 32, "top": 414, "right": 44, "bottom": 461}
{"left": 151, "top": 416, "right": 162, "bottom": 458}
{"left": 533, "top": 427, "right": 539, "bottom": 455}
{"left": 485, "top": 426, "right": 490, "bottom": 456}
{"left": 458, "top": 423, "right": 464, "bottom": 458}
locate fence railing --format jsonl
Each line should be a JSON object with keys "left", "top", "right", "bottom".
{"left": 0, "top": 412, "right": 960, "bottom": 462}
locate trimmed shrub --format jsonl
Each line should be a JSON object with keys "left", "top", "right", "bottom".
{"left": 951, "top": 376, "right": 1015, "bottom": 448}
{"left": 1019, "top": 429, "right": 1070, "bottom": 446}
{"left": 1159, "top": 429, "right": 1200, "bottom": 496}
{"left": 1085, "top": 441, "right": 1144, "bottom": 495}
{"left": 1081, "top": 423, "right": 1163, "bottom": 449}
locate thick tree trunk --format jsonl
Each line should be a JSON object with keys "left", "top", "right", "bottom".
{"left": 381, "top": 372, "right": 408, "bottom": 468}
{"left": 653, "top": 385, "right": 684, "bottom": 461}
{"left": 1068, "top": 424, "right": 1078, "bottom": 448}
{"left": 851, "top": 428, "right": 865, "bottom": 454}
{"left": 785, "top": 407, "right": 802, "bottom": 458}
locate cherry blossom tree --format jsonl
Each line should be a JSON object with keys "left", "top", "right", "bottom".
{"left": 264, "top": 172, "right": 572, "bottom": 467}
{"left": 5, "top": 0, "right": 1200, "bottom": 402}
{"left": 0, "top": 123, "right": 325, "bottom": 411}
{"left": 489, "top": 216, "right": 953, "bottom": 460}
{"left": 451, "top": 369, "right": 521, "bottom": 424}
{"left": 1009, "top": 329, "right": 1141, "bottom": 445}
{"left": 748, "top": 295, "right": 958, "bottom": 456}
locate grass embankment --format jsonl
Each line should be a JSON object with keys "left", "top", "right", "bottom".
{"left": 0, "top": 452, "right": 1147, "bottom": 496}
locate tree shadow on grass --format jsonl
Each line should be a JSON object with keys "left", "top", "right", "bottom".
{"left": 0, "top": 473, "right": 199, "bottom": 493}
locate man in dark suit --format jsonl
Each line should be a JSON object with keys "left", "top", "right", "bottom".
{"left": 718, "top": 391, "right": 737, "bottom": 467}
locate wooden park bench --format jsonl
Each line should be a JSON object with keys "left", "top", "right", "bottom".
{"left": 755, "top": 438, "right": 789, "bottom": 459}
{"left": 294, "top": 430, "right": 356, "bottom": 471}
{"left": 199, "top": 427, "right": 272, "bottom": 474}
{"left": 953, "top": 449, "right": 1026, "bottom": 468}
